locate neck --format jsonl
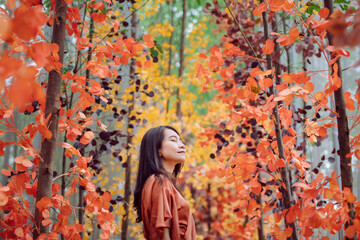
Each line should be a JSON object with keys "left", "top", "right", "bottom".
{"left": 161, "top": 160, "right": 176, "bottom": 175}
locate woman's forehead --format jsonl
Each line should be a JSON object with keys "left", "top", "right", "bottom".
{"left": 164, "top": 128, "right": 179, "bottom": 138}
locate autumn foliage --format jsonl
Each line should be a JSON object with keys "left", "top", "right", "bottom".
{"left": 0, "top": 0, "right": 154, "bottom": 239}
{"left": 1, "top": 0, "right": 360, "bottom": 239}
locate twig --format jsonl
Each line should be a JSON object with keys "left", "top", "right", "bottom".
{"left": 223, "top": 0, "right": 264, "bottom": 71}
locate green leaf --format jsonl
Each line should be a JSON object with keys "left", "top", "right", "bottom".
{"left": 155, "top": 41, "right": 163, "bottom": 53}
{"left": 334, "top": 0, "right": 345, "bottom": 3}
{"left": 306, "top": 4, "right": 320, "bottom": 14}
{"left": 150, "top": 48, "right": 158, "bottom": 57}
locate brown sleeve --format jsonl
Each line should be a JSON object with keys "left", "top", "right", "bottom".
{"left": 149, "top": 177, "right": 173, "bottom": 239}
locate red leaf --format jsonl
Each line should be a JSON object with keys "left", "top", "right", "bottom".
{"left": 92, "top": 2, "right": 104, "bottom": 10}
{"left": 42, "top": 218, "right": 52, "bottom": 227}
{"left": 36, "top": 196, "right": 52, "bottom": 212}
{"left": 253, "top": 2, "right": 267, "bottom": 16}
{"left": 91, "top": 12, "right": 106, "bottom": 23}
{"left": 1, "top": 169, "right": 11, "bottom": 176}
{"left": 345, "top": 225, "right": 355, "bottom": 239}
{"left": 199, "top": 53, "right": 207, "bottom": 59}
{"left": 0, "top": 190, "right": 9, "bottom": 206}
{"left": 52, "top": 183, "right": 60, "bottom": 193}
{"left": 12, "top": 5, "right": 47, "bottom": 41}
{"left": 319, "top": 7, "right": 330, "bottom": 19}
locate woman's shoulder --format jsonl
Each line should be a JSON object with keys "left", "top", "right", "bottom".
{"left": 144, "top": 174, "right": 173, "bottom": 190}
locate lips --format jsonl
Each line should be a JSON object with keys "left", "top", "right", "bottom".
{"left": 177, "top": 151, "right": 186, "bottom": 154}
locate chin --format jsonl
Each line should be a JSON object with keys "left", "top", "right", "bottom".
{"left": 176, "top": 158, "right": 186, "bottom": 164}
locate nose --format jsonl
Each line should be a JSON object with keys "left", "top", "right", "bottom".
{"left": 179, "top": 141, "right": 185, "bottom": 149}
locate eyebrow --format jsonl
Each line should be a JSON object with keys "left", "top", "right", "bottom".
{"left": 168, "top": 135, "right": 183, "bottom": 142}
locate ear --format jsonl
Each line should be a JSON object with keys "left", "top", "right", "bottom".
{"left": 158, "top": 150, "right": 162, "bottom": 158}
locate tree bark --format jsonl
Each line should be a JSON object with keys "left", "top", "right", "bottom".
{"left": 206, "top": 183, "right": 211, "bottom": 235}
{"left": 324, "top": 1, "right": 355, "bottom": 239}
{"left": 176, "top": 0, "right": 186, "bottom": 120}
{"left": 33, "top": 0, "right": 67, "bottom": 238}
{"left": 166, "top": 0, "right": 175, "bottom": 114}
{"left": 261, "top": 3, "right": 298, "bottom": 240}
{"left": 120, "top": 11, "right": 137, "bottom": 240}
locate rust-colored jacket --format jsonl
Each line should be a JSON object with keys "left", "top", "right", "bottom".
{"left": 141, "top": 174, "right": 196, "bottom": 240}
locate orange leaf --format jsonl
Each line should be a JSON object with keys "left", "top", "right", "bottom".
{"left": 262, "top": 39, "right": 275, "bottom": 55}
{"left": 344, "top": 187, "right": 356, "bottom": 203}
{"left": 344, "top": 92, "right": 355, "bottom": 111}
{"left": 319, "top": 7, "right": 330, "bottom": 19}
{"left": 77, "top": 156, "right": 88, "bottom": 169}
{"left": 355, "top": 149, "right": 360, "bottom": 160}
{"left": 12, "top": 5, "right": 47, "bottom": 41}
{"left": 42, "top": 209, "right": 50, "bottom": 218}
{"left": 318, "top": 127, "right": 327, "bottom": 137}
{"left": 284, "top": 227, "right": 293, "bottom": 237}
{"left": 92, "top": 2, "right": 104, "bottom": 10}
{"left": 1, "top": 169, "right": 11, "bottom": 176}
{"left": 250, "top": 180, "right": 262, "bottom": 194}
{"left": 144, "top": 60, "right": 152, "bottom": 68}
{"left": 304, "top": 82, "right": 314, "bottom": 92}
{"left": 264, "top": 78, "right": 273, "bottom": 87}
{"left": 15, "top": 227, "right": 24, "bottom": 237}
{"left": 6, "top": 0, "right": 16, "bottom": 10}
{"left": 282, "top": 74, "right": 293, "bottom": 84}
{"left": 0, "top": 191, "right": 9, "bottom": 206}
{"left": 52, "top": 182, "right": 60, "bottom": 193}
{"left": 91, "top": 12, "right": 106, "bottom": 23}
{"left": 89, "top": 81, "right": 104, "bottom": 95}
{"left": 36, "top": 196, "right": 52, "bottom": 212}
{"left": 289, "top": 28, "right": 300, "bottom": 39}
{"left": 253, "top": 2, "right": 267, "bottom": 16}
{"left": 143, "top": 34, "right": 152, "bottom": 42}
{"left": 42, "top": 218, "right": 52, "bottom": 227}
{"left": 199, "top": 53, "right": 207, "bottom": 59}
{"left": 345, "top": 225, "right": 355, "bottom": 239}
{"left": 0, "top": 14, "right": 12, "bottom": 41}
{"left": 276, "top": 158, "right": 286, "bottom": 167}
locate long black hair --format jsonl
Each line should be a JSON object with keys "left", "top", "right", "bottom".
{"left": 133, "top": 125, "right": 183, "bottom": 223}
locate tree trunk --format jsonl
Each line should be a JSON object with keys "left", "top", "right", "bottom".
{"left": 261, "top": 4, "right": 298, "bottom": 240}
{"left": 120, "top": 11, "right": 137, "bottom": 240}
{"left": 176, "top": 0, "right": 186, "bottom": 120}
{"left": 1, "top": 131, "right": 14, "bottom": 186}
{"left": 324, "top": 1, "right": 355, "bottom": 239}
{"left": 256, "top": 193, "right": 265, "bottom": 240}
{"left": 206, "top": 183, "right": 211, "bottom": 235}
{"left": 166, "top": 0, "right": 175, "bottom": 114}
{"left": 33, "top": 0, "right": 67, "bottom": 238}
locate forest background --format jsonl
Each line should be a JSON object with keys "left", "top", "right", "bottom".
{"left": 0, "top": 0, "right": 360, "bottom": 239}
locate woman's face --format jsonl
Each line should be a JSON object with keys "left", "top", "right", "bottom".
{"left": 159, "top": 128, "right": 186, "bottom": 164}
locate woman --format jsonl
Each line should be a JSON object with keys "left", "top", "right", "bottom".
{"left": 133, "top": 126, "right": 196, "bottom": 240}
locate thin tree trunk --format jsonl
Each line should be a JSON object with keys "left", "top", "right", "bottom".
{"left": 324, "top": 1, "right": 355, "bottom": 239}
{"left": 176, "top": 0, "right": 186, "bottom": 119}
{"left": 261, "top": 3, "right": 298, "bottom": 240}
{"left": 255, "top": 172, "right": 265, "bottom": 240}
{"left": 76, "top": 11, "right": 95, "bottom": 239}
{"left": 166, "top": 0, "right": 175, "bottom": 114}
{"left": 33, "top": 0, "right": 67, "bottom": 238}
{"left": 256, "top": 192, "right": 265, "bottom": 240}
{"left": 206, "top": 183, "right": 211, "bottom": 235}
{"left": 121, "top": 11, "right": 137, "bottom": 240}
